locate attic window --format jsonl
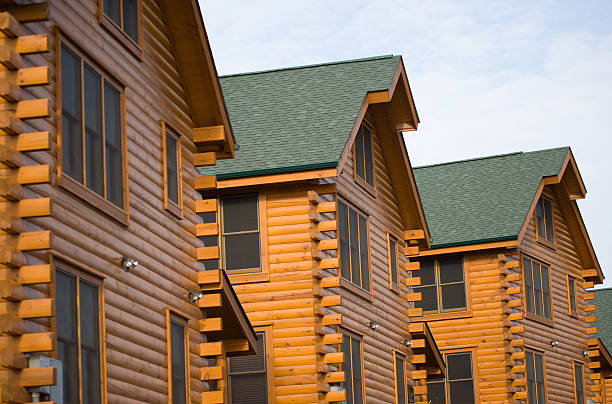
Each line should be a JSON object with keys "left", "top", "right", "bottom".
{"left": 353, "top": 123, "right": 374, "bottom": 189}
{"left": 535, "top": 196, "right": 554, "bottom": 244}
{"left": 103, "top": 0, "right": 139, "bottom": 43}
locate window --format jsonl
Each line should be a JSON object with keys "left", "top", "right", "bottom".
{"left": 535, "top": 196, "right": 554, "bottom": 244}
{"left": 338, "top": 200, "right": 370, "bottom": 291}
{"left": 568, "top": 275, "right": 578, "bottom": 316}
{"left": 574, "top": 362, "right": 584, "bottom": 404}
{"left": 523, "top": 256, "right": 552, "bottom": 320}
{"left": 341, "top": 330, "right": 364, "bottom": 404}
{"left": 60, "top": 43, "right": 125, "bottom": 209}
{"left": 220, "top": 194, "right": 261, "bottom": 273}
{"left": 394, "top": 352, "right": 407, "bottom": 404}
{"left": 388, "top": 234, "right": 399, "bottom": 288}
{"left": 227, "top": 332, "right": 267, "bottom": 404}
{"left": 414, "top": 257, "right": 466, "bottom": 314}
{"left": 526, "top": 350, "right": 546, "bottom": 404}
{"left": 56, "top": 267, "right": 103, "bottom": 404}
{"left": 167, "top": 313, "right": 188, "bottom": 404}
{"left": 427, "top": 351, "right": 475, "bottom": 404}
{"left": 102, "top": 0, "right": 139, "bottom": 43}
{"left": 162, "top": 123, "right": 182, "bottom": 216}
{"left": 353, "top": 123, "right": 374, "bottom": 188}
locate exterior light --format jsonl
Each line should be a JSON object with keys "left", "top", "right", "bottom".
{"left": 369, "top": 321, "right": 379, "bottom": 330}
{"left": 121, "top": 257, "right": 138, "bottom": 272}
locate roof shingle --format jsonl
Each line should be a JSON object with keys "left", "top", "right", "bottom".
{"left": 593, "top": 288, "right": 612, "bottom": 351}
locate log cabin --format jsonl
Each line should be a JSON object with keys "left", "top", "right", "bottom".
{"left": 198, "top": 55, "right": 446, "bottom": 404}
{"left": 412, "top": 147, "right": 605, "bottom": 403}
{"left": 591, "top": 288, "right": 612, "bottom": 402}
{"left": 0, "top": 1, "right": 257, "bottom": 403}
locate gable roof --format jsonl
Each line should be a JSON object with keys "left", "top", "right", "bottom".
{"left": 592, "top": 288, "right": 612, "bottom": 359}
{"left": 200, "top": 55, "right": 409, "bottom": 179}
{"left": 413, "top": 147, "right": 570, "bottom": 249}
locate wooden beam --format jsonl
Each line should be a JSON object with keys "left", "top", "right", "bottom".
{"left": 16, "top": 230, "right": 50, "bottom": 251}
{"left": 17, "top": 66, "right": 48, "bottom": 87}
{"left": 15, "top": 34, "right": 48, "bottom": 54}
{"left": 194, "top": 151, "right": 216, "bottom": 167}
{"left": 404, "top": 229, "right": 425, "bottom": 240}
{"left": 217, "top": 168, "right": 337, "bottom": 189}
{"left": 2, "top": 3, "right": 48, "bottom": 23}
{"left": 0, "top": 12, "right": 21, "bottom": 38}
{"left": 193, "top": 126, "right": 224, "bottom": 143}
{"left": 195, "top": 198, "right": 217, "bottom": 213}
{"left": 194, "top": 175, "right": 217, "bottom": 191}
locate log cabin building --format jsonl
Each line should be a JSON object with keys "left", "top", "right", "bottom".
{"left": 0, "top": 1, "right": 257, "bottom": 403}
{"left": 198, "top": 55, "right": 446, "bottom": 404}
{"left": 412, "top": 147, "right": 605, "bottom": 403}
{"left": 591, "top": 288, "right": 612, "bottom": 402}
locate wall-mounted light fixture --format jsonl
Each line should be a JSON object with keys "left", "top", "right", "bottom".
{"left": 403, "top": 339, "right": 413, "bottom": 347}
{"left": 121, "top": 257, "right": 139, "bottom": 272}
{"left": 188, "top": 290, "right": 203, "bottom": 303}
{"left": 583, "top": 350, "right": 589, "bottom": 357}
{"left": 551, "top": 340, "right": 560, "bottom": 347}
{"left": 369, "top": 321, "right": 379, "bottom": 331}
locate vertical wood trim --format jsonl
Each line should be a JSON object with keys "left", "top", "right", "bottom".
{"left": 177, "top": 133, "right": 183, "bottom": 216}
{"left": 76, "top": 273, "right": 83, "bottom": 403}
{"left": 259, "top": 192, "right": 269, "bottom": 277}
{"left": 161, "top": 121, "right": 184, "bottom": 218}
{"left": 101, "top": 75, "right": 107, "bottom": 199}
{"left": 55, "top": 28, "right": 64, "bottom": 182}
{"left": 165, "top": 308, "right": 172, "bottom": 404}
{"left": 120, "top": 84, "right": 130, "bottom": 222}
{"left": 99, "top": 282, "right": 108, "bottom": 404}
{"left": 80, "top": 56, "right": 86, "bottom": 186}
{"left": 161, "top": 120, "right": 169, "bottom": 210}
{"left": 387, "top": 232, "right": 393, "bottom": 290}
{"left": 392, "top": 349, "right": 402, "bottom": 404}
{"left": 184, "top": 316, "right": 191, "bottom": 404}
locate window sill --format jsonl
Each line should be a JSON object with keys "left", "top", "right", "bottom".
{"left": 420, "top": 310, "right": 472, "bottom": 322}
{"left": 525, "top": 312, "right": 554, "bottom": 327}
{"left": 389, "top": 283, "right": 400, "bottom": 294}
{"left": 536, "top": 237, "right": 556, "bottom": 250}
{"left": 165, "top": 200, "right": 183, "bottom": 219}
{"left": 340, "top": 278, "right": 373, "bottom": 302}
{"left": 100, "top": 15, "right": 143, "bottom": 60}
{"left": 59, "top": 173, "right": 128, "bottom": 226}
{"left": 228, "top": 271, "right": 269, "bottom": 285}
{"left": 354, "top": 175, "right": 377, "bottom": 198}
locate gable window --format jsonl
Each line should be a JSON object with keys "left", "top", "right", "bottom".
{"left": 387, "top": 234, "right": 399, "bottom": 288}
{"left": 56, "top": 266, "right": 103, "bottom": 404}
{"left": 338, "top": 200, "right": 370, "bottom": 291}
{"left": 220, "top": 193, "right": 261, "bottom": 273}
{"left": 414, "top": 257, "right": 466, "bottom": 314}
{"left": 228, "top": 332, "right": 268, "bottom": 403}
{"left": 523, "top": 256, "right": 552, "bottom": 320}
{"left": 166, "top": 312, "right": 189, "bottom": 404}
{"left": 427, "top": 351, "right": 475, "bottom": 403}
{"left": 394, "top": 351, "right": 407, "bottom": 404}
{"left": 535, "top": 196, "right": 554, "bottom": 244}
{"left": 102, "top": 0, "right": 139, "bottom": 43}
{"left": 341, "top": 330, "right": 364, "bottom": 404}
{"left": 526, "top": 350, "right": 546, "bottom": 404}
{"left": 568, "top": 275, "right": 578, "bottom": 316}
{"left": 353, "top": 123, "right": 374, "bottom": 189}
{"left": 162, "top": 122, "right": 183, "bottom": 217}
{"left": 573, "top": 362, "right": 584, "bottom": 404}
{"left": 60, "top": 43, "right": 126, "bottom": 213}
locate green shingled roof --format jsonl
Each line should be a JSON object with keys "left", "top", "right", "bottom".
{"left": 199, "top": 55, "right": 403, "bottom": 179}
{"left": 413, "top": 147, "right": 570, "bottom": 249}
{"left": 593, "top": 288, "right": 612, "bottom": 352}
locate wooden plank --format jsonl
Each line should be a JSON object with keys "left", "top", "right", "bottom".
{"left": 2, "top": 4, "right": 48, "bottom": 23}
{"left": 16, "top": 164, "right": 49, "bottom": 184}
{"left": 15, "top": 34, "right": 48, "bottom": 54}
{"left": 193, "top": 126, "right": 224, "bottom": 143}
{"left": 14, "top": 99, "right": 48, "bottom": 119}
{"left": 193, "top": 152, "right": 216, "bottom": 167}
{"left": 0, "top": 12, "right": 20, "bottom": 38}
{"left": 201, "top": 390, "right": 224, "bottom": 404}
{"left": 200, "top": 366, "right": 223, "bottom": 381}
{"left": 225, "top": 339, "right": 249, "bottom": 353}
{"left": 195, "top": 198, "right": 217, "bottom": 213}
{"left": 199, "top": 342, "right": 222, "bottom": 357}
{"left": 404, "top": 229, "right": 425, "bottom": 240}
{"left": 194, "top": 175, "right": 217, "bottom": 191}
{"left": 197, "top": 270, "right": 221, "bottom": 285}
{"left": 17, "top": 67, "right": 48, "bottom": 87}
{"left": 403, "top": 277, "right": 421, "bottom": 287}
{"left": 16, "top": 231, "right": 50, "bottom": 251}
{"left": 199, "top": 318, "right": 222, "bottom": 333}
{"left": 195, "top": 223, "right": 218, "bottom": 237}
{"left": 196, "top": 246, "right": 219, "bottom": 261}
{"left": 198, "top": 293, "right": 221, "bottom": 309}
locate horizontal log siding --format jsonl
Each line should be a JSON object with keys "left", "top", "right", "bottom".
{"left": 519, "top": 186, "right": 594, "bottom": 403}
{"left": 16, "top": 1, "right": 211, "bottom": 403}
{"left": 329, "top": 125, "right": 415, "bottom": 403}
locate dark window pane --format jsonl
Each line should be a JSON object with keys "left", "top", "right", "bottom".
{"left": 351, "top": 337, "right": 363, "bottom": 404}
{"left": 61, "top": 45, "right": 83, "bottom": 182}
{"left": 526, "top": 351, "right": 536, "bottom": 404}
{"left": 229, "top": 333, "right": 265, "bottom": 373}
{"left": 222, "top": 194, "right": 258, "bottom": 233}
{"left": 448, "top": 380, "right": 475, "bottom": 403}
{"left": 438, "top": 257, "right": 463, "bottom": 284}
{"left": 122, "top": 0, "right": 139, "bottom": 42}
{"left": 426, "top": 381, "right": 446, "bottom": 404}
{"left": 534, "top": 353, "right": 545, "bottom": 404}
{"left": 80, "top": 280, "right": 101, "bottom": 404}
{"left": 419, "top": 259, "right": 436, "bottom": 285}
{"left": 165, "top": 134, "right": 179, "bottom": 204}
{"left": 358, "top": 215, "right": 369, "bottom": 291}
{"left": 84, "top": 64, "right": 104, "bottom": 196}
{"left": 569, "top": 278, "right": 576, "bottom": 313}
{"left": 446, "top": 353, "right": 472, "bottom": 380}
{"left": 104, "top": 82, "right": 123, "bottom": 207}
{"left": 523, "top": 258, "right": 534, "bottom": 314}
{"left": 363, "top": 126, "right": 373, "bottom": 186}
{"left": 224, "top": 233, "right": 260, "bottom": 271}
{"left": 540, "top": 265, "right": 551, "bottom": 319}
{"left": 170, "top": 321, "right": 186, "bottom": 404}
{"left": 575, "top": 363, "right": 583, "bottom": 404}
{"left": 103, "top": 0, "right": 121, "bottom": 26}
{"left": 199, "top": 211, "right": 216, "bottom": 224}
{"left": 441, "top": 283, "right": 466, "bottom": 311}
{"left": 229, "top": 373, "right": 266, "bottom": 404}
{"left": 338, "top": 201, "right": 350, "bottom": 281}
{"left": 342, "top": 335, "right": 353, "bottom": 404}
{"left": 407, "top": 384, "right": 414, "bottom": 404}
{"left": 532, "top": 262, "right": 543, "bottom": 317}
{"left": 354, "top": 127, "right": 365, "bottom": 180}
{"left": 416, "top": 286, "right": 437, "bottom": 312}
{"left": 395, "top": 354, "right": 406, "bottom": 404}
{"left": 349, "top": 208, "right": 360, "bottom": 286}
{"left": 56, "top": 270, "right": 79, "bottom": 404}
{"left": 389, "top": 238, "right": 398, "bottom": 285}
{"left": 543, "top": 199, "right": 553, "bottom": 242}
{"left": 536, "top": 198, "right": 545, "bottom": 240}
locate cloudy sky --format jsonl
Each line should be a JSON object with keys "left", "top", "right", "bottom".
{"left": 199, "top": 1, "right": 612, "bottom": 287}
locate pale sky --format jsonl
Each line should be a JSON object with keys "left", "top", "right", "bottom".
{"left": 199, "top": 1, "right": 612, "bottom": 287}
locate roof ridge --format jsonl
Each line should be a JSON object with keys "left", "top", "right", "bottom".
{"left": 219, "top": 55, "right": 397, "bottom": 78}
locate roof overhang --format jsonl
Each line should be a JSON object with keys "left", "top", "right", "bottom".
{"left": 418, "top": 239, "right": 518, "bottom": 257}
{"left": 597, "top": 339, "right": 612, "bottom": 375}
{"left": 409, "top": 322, "right": 446, "bottom": 378}
{"left": 160, "top": 0, "right": 235, "bottom": 158}
{"left": 517, "top": 149, "right": 603, "bottom": 283}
